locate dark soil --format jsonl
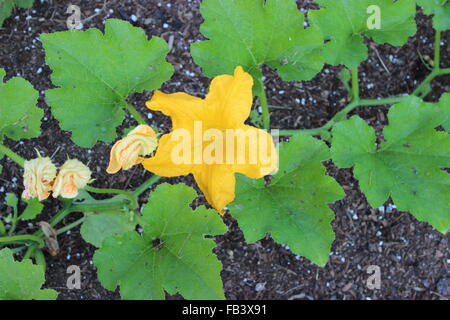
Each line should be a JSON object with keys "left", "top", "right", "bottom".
{"left": 0, "top": 0, "right": 449, "bottom": 300}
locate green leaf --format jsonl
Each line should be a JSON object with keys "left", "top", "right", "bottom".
{"left": 440, "top": 93, "right": 450, "bottom": 132}
{"left": 331, "top": 97, "right": 450, "bottom": 233}
{"left": 230, "top": 135, "right": 345, "bottom": 267}
{"left": 0, "top": 68, "right": 42, "bottom": 141}
{"left": 81, "top": 210, "right": 136, "bottom": 248}
{"left": 20, "top": 198, "right": 43, "bottom": 220}
{"left": 93, "top": 183, "right": 227, "bottom": 300}
{"left": 0, "top": 0, "right": 34, "bottom": 27}
{"left": 0, "top": 1, "right": 14, "bottom": 28}
{"left": 41, "top": 19, "right": 174, "bottom": 147}
{"left": 5, "top": 192, "right": 18, "bottom": 209}
{"left": 14, "top": 0, "right": 34, "bottom": 8}
{"left": 191, "top": 0, "right": 325, "bottom": 85}
{"left": 417, "top": 0, "right": 450, "bottom": 31}
{"left": 309, "top": 0, "right": 417, "bottom": 68}
{"left": 0, "top": 248, "right": 58, "bottom": 300}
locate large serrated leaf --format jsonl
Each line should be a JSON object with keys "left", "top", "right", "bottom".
{"left": 417, "top": 0, "right": 450, "bottom": 31}
{"left": 0, "top": 248, "right": 58, "bottom": 300}
{"left": 230, "top": 134, "right": 345, "bottom": 267}
{"left": 0, "top": 68, "right": 42, "bottom": 141}
{"left": 41, "top": 19, "right": 174, "bottom": 147}
{"left": 309, "top": 0, "right": 417, "bottom": 68}
{"left": 191, "top": 0, "right": 324, "bottom": 86}
{"left": 331, "top": 96, "right": 450, "bottom": 233}
{"left": 93, "top": 183, "right": 227, "bottom": 300}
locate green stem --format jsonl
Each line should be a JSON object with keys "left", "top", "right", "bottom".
{"left": 132, "top": 175, "right": 161, "bottom": 196}
{"left": 84, "top": 185, "right": 138, "bottom": 209}
{"left": 0, "top": 143, "right": 25, "bottom": 167}
{"left": 33, "top": 249, "right": 46, "bottom": 269}
{"left": 351, "top": 68, "right": 360, "bottom": 101}
{"left": 413, "top": 68, "right": 450, "bottom": 97}
{"left": 257, "top": 77, "right": 270, "bottom": 130}
{"left": 0, "top": 220, "right": 5, "bottom": 235}
{"left": 125, "top": 103, "right": 147, "bottom": 125}
{"left": 280, "top": 96, "right": 409, "bottom": 136}
{"left": 56, "top": 217, "right": 86, "bottom": 235}
{"left": 0, "top": 234, "right": 44, "bottom": 248}
{"left": 48, "top": 206, "right": 73, "bottom": 228}
{"left": 434, "top": 30, "right": 440, "bottom": 69}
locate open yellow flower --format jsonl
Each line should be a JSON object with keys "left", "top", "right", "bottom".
{"left": 22, "top": 156, "right": 57, "bottom": 201}
{"left": 107, "top": 125, "right": 158, "bottom": 174}
{"left": 52, "top": 159, "right": 91, "bottom": 199}
{"left": 142, "top": 66, "right": 278, "bottom": 214}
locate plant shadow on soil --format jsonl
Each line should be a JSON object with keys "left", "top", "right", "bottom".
{"left": 0, "top": 0, "right": 449, "bottom": 300}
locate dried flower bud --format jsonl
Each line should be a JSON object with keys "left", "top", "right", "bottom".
{"left": 22, "top": 156, "right": 57, "bottom": 201}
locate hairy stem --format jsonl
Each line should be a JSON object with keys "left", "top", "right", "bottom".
{"left": 351, "top": 68, "right": 360, "bottom": 101}
{"left": 434, "top": 30, "right": 441, "bottom": 69}
{"left": 125, "top": 103, "right": 147, "bottom": 126}
{"left": 0, "top": 143, "right": 25, "bottom": 167}
{"left": 132, "top": 175, "right": 161, "bottom": 196}
{"left": 257, "top": 77, "right": 270, "bottom": 130}
{"left": 0, "top": 234, "right": 44, "bottom": 248}
{"left": 57, "top": 217, "right": 86, "bottom": 235}
{"left": 279, "top": 96, "right": 410, "bottom": 136}
{"left": 84, "top": 185, "right": 138, "bottom": 209}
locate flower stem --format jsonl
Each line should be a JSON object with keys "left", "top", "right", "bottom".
{"left": 257, "top": 77, "right": 270, "bottom": 130}
{"left": 125, "top": 103, "right": 147, "bottom": 125}
{"left": 132, "top": 175, "right": 161, "bottom": 196}
{"left": 0, "top": 234, "right": 44, "bottom": 248}
{"left": 84, "top": 185, "right": 138, "bottom": 209}
{"left": 56, "top": 217, "right": 85, "bottom": 235}
{"left": 351, "top": 68, "right": 360, "bottom": 101}
{"left": 434, "top": 30, "right": 441, "bottom": 69}
{"left": 0, "top": 143, "right": 25, "bottom": 167}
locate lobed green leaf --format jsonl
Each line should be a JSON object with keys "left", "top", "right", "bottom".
{"left": 191, "top": 0, "right": 325, "bottom": 87}
{"left": 230, "top": 134, "right": 345, "bottom": 267}
{"left": 0, "top": 248, "right": 58, "bottom": 300}
{"left": 0, "top": 68, "right": 42, "bottom": 141}
{"left": 331, "top": 96, "right": 450, "bottom": 233}
{"left": 41, "top": 19, "right": 173, "bottom": 147}
{"left": 309, "top": 0, "right": 417, "bottom": 68}
{"left": 93, "top": 183, "right": 227, "bottom": 300}
{"left": 416, "top": 0, "right": 450, "bottom": 31}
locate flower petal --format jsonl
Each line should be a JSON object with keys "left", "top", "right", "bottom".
{"left": 232, "top": 126, "right": 278, "bottom": 179}
{"left": 205, "top": 66, "right": 254, "bottom": 128}
{"left": 146, "top": 91, "right": 206, "bottom": 129}
{"left": 193, "top": 165, "right": 236, "bottom": 214}
{"left": 141, "top": 132, "right": 193, "bottom": 177}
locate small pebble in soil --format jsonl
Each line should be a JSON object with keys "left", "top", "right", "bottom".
{"left": 437, "top": 277, "right": 450, "bottom": 296}
{"left": 255, "top": 283, "right": 265, "bottom": 292}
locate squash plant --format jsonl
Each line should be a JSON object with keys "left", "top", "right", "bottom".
{"left": 0, "top": 0, "right": 449, "bottom": 300}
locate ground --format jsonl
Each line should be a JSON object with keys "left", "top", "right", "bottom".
{"left": 0, "top": 0, "right": 449, "bottom": 300}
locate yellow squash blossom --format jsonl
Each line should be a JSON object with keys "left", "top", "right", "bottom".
{"left": 107, "top": 125, "right": 158, "bottom": 174}
{"left": 142, "top": 66, "right": 278, "bottom": 214}
{"left": 52, "top": 159, "right": 91, "bottom": 199}
{"left": 22, "top": 156, "right": 57, "bottom": 201}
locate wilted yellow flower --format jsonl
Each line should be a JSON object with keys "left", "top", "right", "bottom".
{"left": 106, "top": 125, "right": 158, "bottom": 174}
{"left": 52, "top": 159, "right": 91, "bottom": 199}
{"left": 22, "top": 156, "right": 57, "bottom": 201}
